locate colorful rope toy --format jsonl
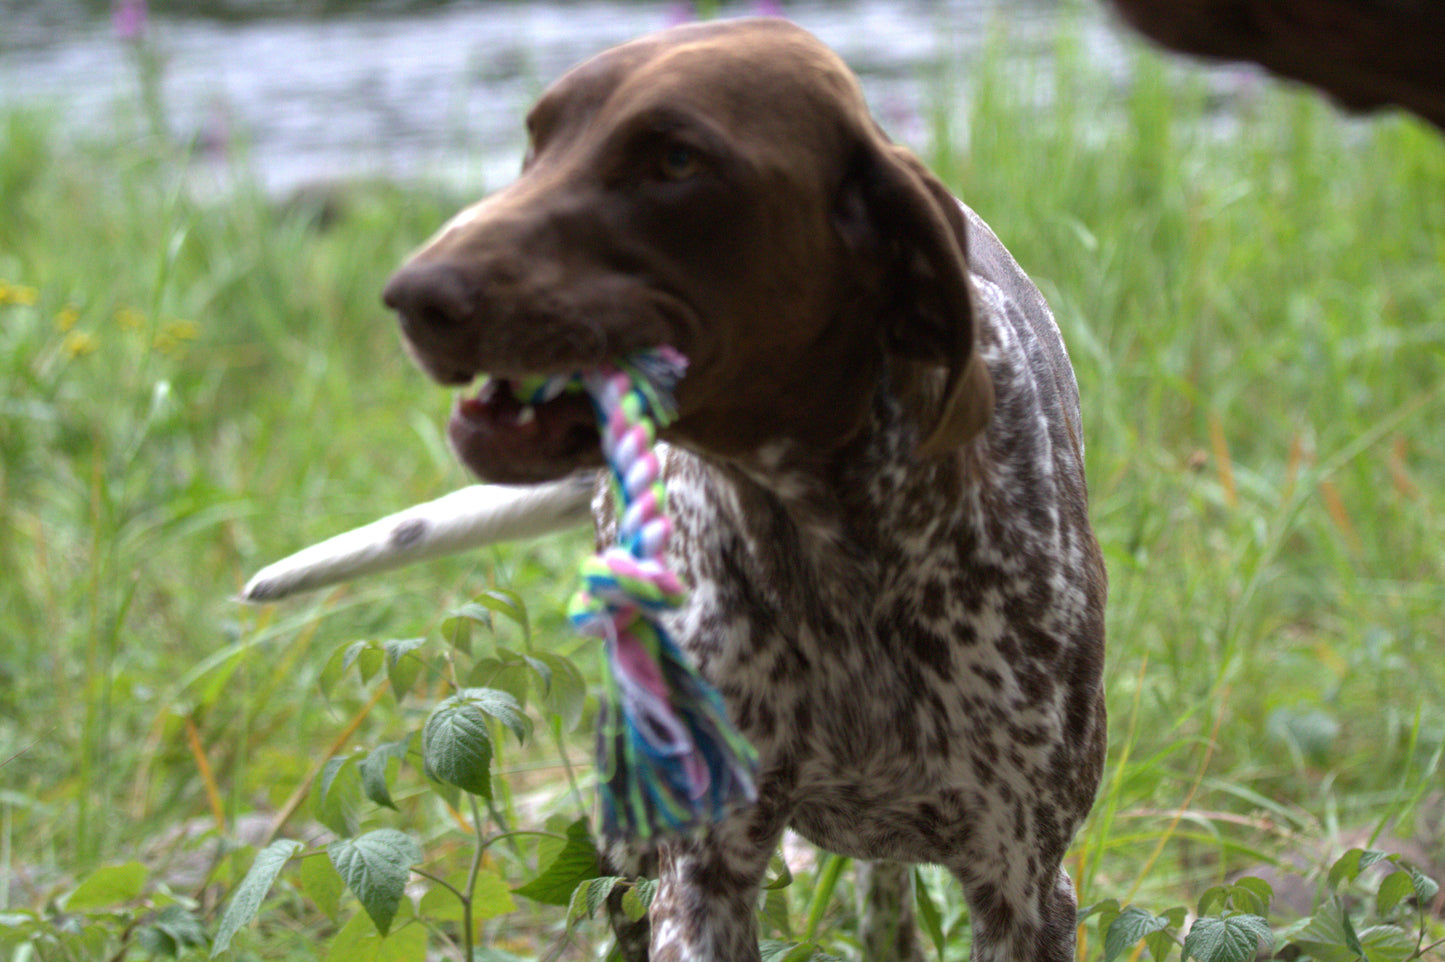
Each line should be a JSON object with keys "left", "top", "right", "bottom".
{"left": 514, "top": 348, "right": 758, "bottom": 841}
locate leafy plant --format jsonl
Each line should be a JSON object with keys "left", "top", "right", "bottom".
{"left": 1081, "top": 849, "right": 1441, "bottom": 962}
{"left": 209, "top": 590, "right": 614, "bottom": 962}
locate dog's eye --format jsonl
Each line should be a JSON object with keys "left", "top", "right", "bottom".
{"left": 659, "top": 143, "right": 703, "bottom": 181}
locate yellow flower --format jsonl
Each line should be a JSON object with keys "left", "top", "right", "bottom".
{"left": 162, "top": 318, "right": 199, "bottom": 341}
{"left": 115, "top": 308, "right": 146, "bottom": 330}
{"left": 153, "top": 319, "right": 200, "bottom": 358}
{"left": 55, "top": 306, "right": 81, "bottom": 332}
{"left": 0, "top": 282, "right": 40, "bottom": 306}
{"left": 63, "top": 331, "right": 98, "bottom": 358}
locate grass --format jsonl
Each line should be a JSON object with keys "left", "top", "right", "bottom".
{"left": 1, "top": 19, "right": 1442, "bottom": 961}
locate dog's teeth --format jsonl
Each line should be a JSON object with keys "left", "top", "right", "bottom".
{"left": 539, "top": 377, "right": 569, "bottom": 402}
{"left": 476, "top": 377, "right": 499, "bottom": 403}
{"left": 516, "top": 405, "right": 537, "bottom": 426}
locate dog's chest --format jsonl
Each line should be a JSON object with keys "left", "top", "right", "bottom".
{"left": 652, "top": 440, "right": 1078, "bottom": 817}
{"left": 591, "top": 348, "right": 1104, "bottom": 859}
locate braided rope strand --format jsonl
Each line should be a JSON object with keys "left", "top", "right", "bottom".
{"left": 529, "top": 349, "right": 758, "bottom": 840}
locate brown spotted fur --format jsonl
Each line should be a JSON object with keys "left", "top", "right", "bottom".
{"left": 383, "top": 19, "right": 1106, "bottom": 961}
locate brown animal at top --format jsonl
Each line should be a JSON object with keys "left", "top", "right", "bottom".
{"left": 382, "top": 18, "right": 1107, "bottom": 962}
{"left": 1107, "top": 0, "right": 1445, "bottom": 130}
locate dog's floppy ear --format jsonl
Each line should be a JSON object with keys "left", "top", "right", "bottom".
{"left": 834, "top": 136, "right": 993, "bottom": 456}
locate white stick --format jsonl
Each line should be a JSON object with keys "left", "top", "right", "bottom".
{"left": 240, "top": 473, "right": 596, "bottom": 603}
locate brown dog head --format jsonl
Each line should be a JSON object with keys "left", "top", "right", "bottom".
{"left": 384, "top": 17, "right": 991, "bottom": 483}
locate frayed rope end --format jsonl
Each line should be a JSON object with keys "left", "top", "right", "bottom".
{"left": 570, "top": 347, "right": 760, "bottom": 843}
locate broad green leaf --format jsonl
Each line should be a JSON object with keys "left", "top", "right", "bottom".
{"left": 1287, "top": 897, "right": 1368, "bottom": 962}
{"left": 320, "top": 640, "right": 360, "bottom": 696}
{"left": 1077, "top": 897, "right": 1121, "bottom": 926}
{"left": 567, "top": 876, "right": 623, "bottom": 926}
{"left": 512, "top": 818, "right": 599, "bottom": 906}
{"left": 763, "top": 852, "right": 794, "bottom": 891}
{"left": 1197, "top": 885, "right": 1231, "bottom": 918}
{"left": 1230, "top": 877, "right": 1273, "bottom": 916}
{"left": 759, "top": 886, "right": 792, "bottom": 940}
{"left": 1144, "top": 927, "right": 1180, "bottom": 962}
{"left": 1376, "top": 869, "right": 1415, "bottom": 916}
{"left": 1105, "top": 905, "right": 1173, "bottom": 962}
{"left": 913, "top": 867, "right": 946, "bottom": 962}
{"left": 624, "top": 878, "right": 656, "bottom": 922}
{"left": 457, "top": 687, "right": 531, "bottom": 745}
{"left": 1356, "top": 850, "right": 1394, "bottom": 873}
{"left": 326, "top": 903, "right": 425, "bottom": 962}
{"left": 63, "top": 861, "right": 148, "bottom": 910}
{"left": 1183, "top": 914, "right": 1271, "bottom": 962}
{"left": 328, "top": 830, "right": 422, "bottom": 936}
{"left": 471, "top": 868, "right": 519, "bottom": 921}
{"left": 462, "top": 655, "right": 503, "bottom": 689}
{"left": 1356, "top": 924, "right": 1416, "bottom": 962}
{"left": 474, "top": 587, "right": 531, "bottom": 644}
{"left": 441, "top": 602, "right": 493, "bottom": 654}
{"left": 417, "top": 871, "right": 468, "bottom": 924}
{"left": 383, "top": 637, "right": 427, "bottom": 701}
{"left": 299, "top": 852, "right": 344, "bottom": 921}
{"left": 1145, "top": 906, "right": 1189, "bottom": 959}
{"left": 488, "top": 660, "right": 532, "bottom": 708}
{"left": 523, "top": 654, "right": 553, "bottom": 693}
{"left": 359, "top": 739, "right": 410, "bottom": 811}
{"left": 1198, "top": 879, "right": 1271, "bottom": 918}
{"left": 1327, "top": 848, "right": 1393, "bottom": 891}
{"left": 1408, "top": 865, "right": 1439, "bottom": 904}
{"left": 141, "top": 904, "right": 206, "bottom": 957}
{"left": 1328, "top": 848, "right": 1367, "bottom": 890}
{"left": 418, "top": 868, "right": 516, "bottom": 931}
{"left": 316, "top": 754, "right": 361, "bottom": 837}
{"left": 138, "top": 925, "right": 180, "bottom": 957}
{"left": 423, "top": 696, "right": 494, "bottom": 797}
{"left": 1339, "top": 897, "right": 1366, "bottom": 956}
{"left": 423, "top": 766, "right": 461, "bottom": 810}
{"left": 212, "top": 840, "right": 302, "bottom": 955}
{"left": 355, "top": 644, "right": 385, "bottom": 684}
{"left": 326, "top": 640, "right": 385, "bottom": 687}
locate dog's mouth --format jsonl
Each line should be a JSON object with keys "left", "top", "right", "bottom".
{"left": 448, "top": 372, "right": 603, "bottom": 484}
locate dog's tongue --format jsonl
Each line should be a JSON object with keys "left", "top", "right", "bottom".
{"left": 448, "top": 377, "right": 599, "bottom": 481}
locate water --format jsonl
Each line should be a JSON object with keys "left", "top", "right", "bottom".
{"left": 0, "top": 1, "right": 1136, "bottom": 197}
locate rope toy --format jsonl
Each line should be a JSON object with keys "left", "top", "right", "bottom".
{"left": 513, "top": 348, "right": 758, "bottom": 841}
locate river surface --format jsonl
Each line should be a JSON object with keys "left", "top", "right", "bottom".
{"left": 0, "top": 1, "right": 1151, "bottom": 196}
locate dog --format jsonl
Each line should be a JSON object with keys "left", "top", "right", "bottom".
{"left": 251, "top": 17, "right": 1106, "bottom": 961}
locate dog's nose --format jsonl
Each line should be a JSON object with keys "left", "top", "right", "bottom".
{"left": 382, "top": 261, "right": 475, "bottom": 333}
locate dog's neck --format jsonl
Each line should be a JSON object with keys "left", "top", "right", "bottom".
{"left": 727, "top": 359, "right": 979, "bottom": 511}
{"left": 661, "top": 366, "right": 988, "bottom": 620}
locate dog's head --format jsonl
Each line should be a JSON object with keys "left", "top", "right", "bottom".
{"left": 384, "top": 17, "right": 991, "bottom": 483}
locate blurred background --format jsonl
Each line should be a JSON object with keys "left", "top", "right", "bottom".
{"left": 2, "top": 0, "right": 1161, "bottom": 196}
{"left": 1, "top": 2, "right": 1441, "bottom": 960}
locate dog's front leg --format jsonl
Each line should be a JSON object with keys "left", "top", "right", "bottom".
{"left": 646, "top": 801, "right": 788, "bottom": 962}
